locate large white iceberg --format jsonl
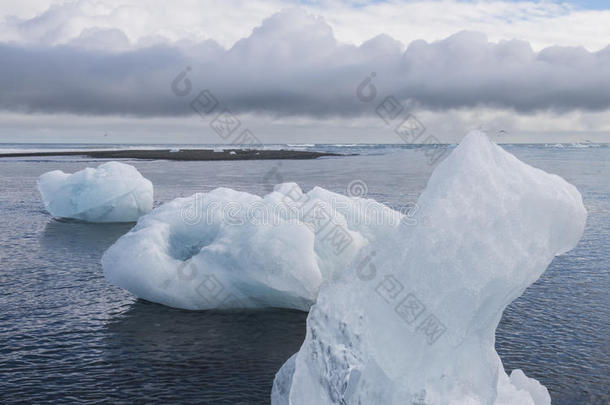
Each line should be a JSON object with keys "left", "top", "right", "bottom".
{"left": 272, "top": 132, "right": 586, "bottom": 405}
{"left": 38, "top": 161, "right": 153, "bottom": 223}
{"left": 102, "top": 183, "right": 402, "bottom": 310}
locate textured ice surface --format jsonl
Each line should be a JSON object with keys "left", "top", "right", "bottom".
{"left": 102, "top": 183, "right": 402, "bottom": 310}
{"left": 272, "top": 132, "right": 586, "bottom": 405}
{"left": 38, "top": 162, "right": 153, "bottom": 223}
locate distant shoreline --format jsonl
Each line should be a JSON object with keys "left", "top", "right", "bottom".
{"left": 0, "top": 149, "right": 344, "bottom": 161}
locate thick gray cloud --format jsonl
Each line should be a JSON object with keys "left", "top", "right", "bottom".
{"left": 1, "top": 9, "right": 609, "bottom": 118}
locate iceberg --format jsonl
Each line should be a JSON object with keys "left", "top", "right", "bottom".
{"left": 37, "top": 161, "right": 153, "bottom": 223}
{"left": 272, "top": 132, "right": 586, "bottom": 405}
{"left": 102, "top": 183, "right": 402, "bottom": 310}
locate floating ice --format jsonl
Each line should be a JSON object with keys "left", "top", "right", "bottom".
{"left": 37, "top": 161, "right": 153, "bottom": 223}
{"left": 102, "top": 183, "right": 402, "bottom": 310}
{"left": 272, "top": 132, "right": 586, "bottom": 405}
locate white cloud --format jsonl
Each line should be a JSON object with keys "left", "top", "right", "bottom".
{"left": 2, "top": 0, "right": 610, "bottom": 51}
{"left": 1, "top": 9, "right": 609, "bottom": 117}
{"left": 1, "top": 1, "right": 609, "bottom": 142}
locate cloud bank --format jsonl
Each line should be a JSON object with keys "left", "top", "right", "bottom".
{"left": 1, "top": 8, "right": 609, "bottom": 118}
{"left": 3, "top": 0, "right": 610, "bottom": 51}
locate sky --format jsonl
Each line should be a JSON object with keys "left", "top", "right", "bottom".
{"left": 0, "top": 0, "right": 609, "bottom": 144}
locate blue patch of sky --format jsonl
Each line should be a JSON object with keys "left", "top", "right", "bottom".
{"left": 293, "top": 0, "right": 609, "bottom": 11}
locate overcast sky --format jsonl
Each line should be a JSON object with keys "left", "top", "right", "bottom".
{"left": 1, "top": 0, "right": 609, "bottom": 143}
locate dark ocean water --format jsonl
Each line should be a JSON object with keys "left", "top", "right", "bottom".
{"left": 0, "top": 144, "right": 608, "bottom": 404}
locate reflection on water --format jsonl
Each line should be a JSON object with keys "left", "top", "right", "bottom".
{"left": 41, "top": 219, "right": 134, "bottom": 253}
{"left": 103, "top": 302, "right": 307, "bottom": 403}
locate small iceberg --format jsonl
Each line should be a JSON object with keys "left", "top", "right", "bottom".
{"left": 102, "top": 183, "right": 402, "bottom": 310}
{"left": 271, "top": 132, "right": 586, "bottom": 405}
{"left": 37, "top": 161, "right": 153, "bottom": 223}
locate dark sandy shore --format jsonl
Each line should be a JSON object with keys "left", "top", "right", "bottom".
{"left": 0, "top": 149, "right": 343, "bottom": 161}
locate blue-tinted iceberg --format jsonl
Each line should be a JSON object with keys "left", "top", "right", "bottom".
{"left": 102, "top": 183, "right": 402, "bottom": 310}
{"left": 38, "top": 161, "right": 153, "bottom": 223}
{"left": 272, "top": 132, "right": 586, "bottom": 405}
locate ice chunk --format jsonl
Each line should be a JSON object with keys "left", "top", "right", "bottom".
{"left": 102, "top": 183, "right": 402, "bottom": 310}
{"left": 495, "top": 369, "right": 552, "bottom": 405}
{"left": 272, "top": 132, "right": 586, "bottom": 405}
{"left": 37, "top": 161, "right": 153, "bottom": 223}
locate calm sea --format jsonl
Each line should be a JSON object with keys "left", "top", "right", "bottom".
{"left": 0, "top": 143, "right": 608, "bottom": 404}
